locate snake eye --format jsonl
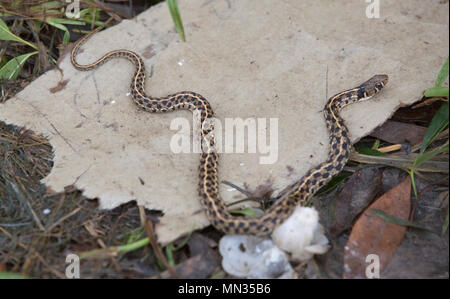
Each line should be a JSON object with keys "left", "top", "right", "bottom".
{"left": 375, "top": 82, "right": 383, "bottom": 90}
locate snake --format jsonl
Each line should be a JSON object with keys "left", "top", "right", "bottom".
{"left": 70, "top": 24, "right": 388, "bottom": 236}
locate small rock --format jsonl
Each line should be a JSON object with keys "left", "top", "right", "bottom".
{"left": 272, "top": 207, "right": 329, "bottom": 261}
{"left": 219, "top": 235, "right": 297, "bottom": 279}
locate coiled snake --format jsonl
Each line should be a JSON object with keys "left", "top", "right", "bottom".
{"left": 71, "top": 25, "right": 388, "bottom": 236}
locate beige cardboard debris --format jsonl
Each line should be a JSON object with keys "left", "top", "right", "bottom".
{"left": 0, "top": 0, "right": 448, "bottom": 243}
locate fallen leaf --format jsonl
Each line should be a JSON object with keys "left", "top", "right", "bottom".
{"left": 330, "top": 167, "right": 382, "bottom": 237}
{"left": 343, "top": 176, "right": 411, "bottom": 279}
{"left": 369, "top": 120, "right": 427, "bottom": 146}
{"left": 155, "top": 233, "right": 220, "bottom": 278}
{"left": 187, "top": 233, "right": 218, "bottom": 257}
{"left": 392, "top": 99, "right": 444, "bottom": 124}
{"left": 159, "top": 253, "right": 220, "bottom": 278}
{"left": 159, "top": 247, "right": 220, "bottom": 279}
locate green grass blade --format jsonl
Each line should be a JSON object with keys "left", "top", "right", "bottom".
{"left": 442, "top": 208, "right": 449, "bottom": 235}
{"left": 166, "top": 0, "right": 186, "bottom": 42}
{"left": 79, "top": 8, "right": 103, "bottom": 26}
{"left": 371, "top": 139, "right": 380, "bottom": 150}
{"left": 45, "top": 18, "right": 72, "bottom": 45}
{"left": 45, "top": 17, "right": 85, "bottom": 26}
{"left": 354, "top": 146, "right": 385, "bottom": 156}
{"left": 0, "top": 18, "right": 38, "bottom": 50}
{"left": 410, "top": 143, "right": 448, "bottom": 198}
{"left": 420, "top": 102, "right": 449, "bottom": 153}
{"left": 230, "top": 208, "right": 260, "bottom": 218}
{"left": 409, "top": 170, "right": 418, "bottom": 199}
{"left": 79, "top": 237, "right": 150, "bottom": 259}
{"left": 0, "top": 272, "right": 29, "bottom": 279}
{"left": 123, "top": 227, "right": 145, "bottom": 244}
{"left": 424, "top": 87, "right": 449, "bottom": 98}
{"left": 316, "top": 172, "right": 352, "bottom": 195}
{"left": 0, "top": 56, "right": 7, "bottom": 68}
{"left": 0, "top": 51, "right": 38, "bottom": 80}
{"left": 117, "top": 237, "right": 150, "bottom": 253}
{"left": 29, "top": 0, "right": 63, "bottom": 12}
{"left": 413, "top": 143, "right": 448, "bottom": 170}
{"left": 165, "top": 245, "right": 175, "bottom": 267}
{"left": 435, "top": 57, "right": 449, "bottom": 88}
{"left": 63, "top": 31, "right": 70, "bottom": 44}
{"left": 350, "top": 152, "right": 448, "bottom": 173}
{"left": 370, "top": 209, "right": 435, "bottom": 233}
{"left": 171, "top": 228, "right": 194, "bottom": 251}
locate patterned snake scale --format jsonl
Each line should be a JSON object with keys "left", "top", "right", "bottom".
{"left": 71, "top": 24, "right": 388, "bottom": 236}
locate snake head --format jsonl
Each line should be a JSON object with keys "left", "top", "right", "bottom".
{"left": 358, "top": 74, "right": 389, "bottom": 98}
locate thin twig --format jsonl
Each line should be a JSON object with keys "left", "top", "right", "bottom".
{"left": 140, "top": 208, "right": 181, "bottom": 279}
{"left": 46, "top": 207, "right": 81, "bottom": 231}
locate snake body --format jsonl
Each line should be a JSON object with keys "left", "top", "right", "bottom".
{"left": 71, "top": 26, "right": 388, "bottom": 236}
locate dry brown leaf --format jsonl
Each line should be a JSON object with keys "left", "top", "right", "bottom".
{"left": 343, "top": 176, "right": 411, "bottom": 279}
{"left": 330, "top": 167, "right": 382, "bottom": 237}
{"left": 370, "top": 120, "right": 427, "bottom": 145}
{"left": 158, "top": 253, "right": 219, "bottom": 279}
{"left": 156, "top": 233, "right": 220, "bottom": 278}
